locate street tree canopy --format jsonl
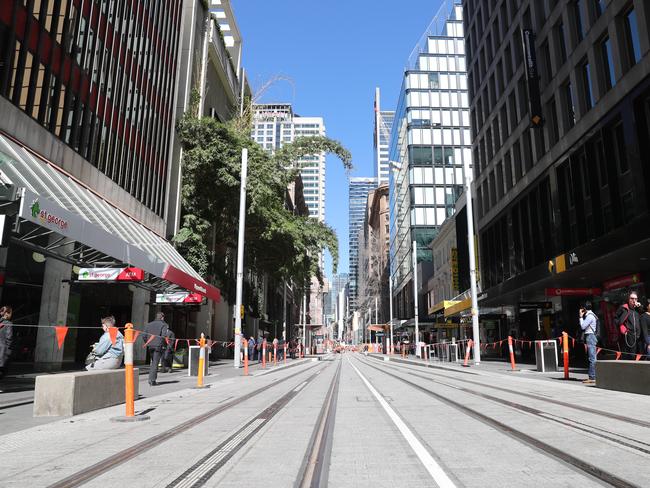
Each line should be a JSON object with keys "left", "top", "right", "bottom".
{"left": 174, "top": 100, "right": 352, "bottom": 304}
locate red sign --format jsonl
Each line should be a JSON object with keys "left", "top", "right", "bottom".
{"left": 603, "top": 273, "right": 641, "bottom": 291}
{"left": 545, "top": 288, "right": 602, "bottom": 297}
{"left": 116, "top": 267, "right": 144, "bottom": 281}
{"left": 162, "top": 265, "right": 221, "bottom": 302}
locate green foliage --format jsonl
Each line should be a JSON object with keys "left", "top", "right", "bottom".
{"left": 174, "top": 101, "right": 351, "bottom": 303}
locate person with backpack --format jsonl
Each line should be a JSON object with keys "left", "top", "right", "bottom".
{"left": 579, "top": 301, "right": 598, "bottom": 384}
{"left": 615, "top": 292, "right": 643, "bottom": 356}
{"left": 142, "top": 312, "right": 169, "bottom": 386}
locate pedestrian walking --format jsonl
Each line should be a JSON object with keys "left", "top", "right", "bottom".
{"left": 162, "top": 323, "right": 176, "bottom": 373}
{"left": 579, "top": 302, "right": 598, "bottom": 384}
{"left": 615, "top": 292, "right": 643, "bottom": 356}
{"left": 640, "top": 299, "right": 650, "bottom": 359}
{"left": 143, "top": 312, "right": 169, "bottom": 386}
{"left": 248, "top": 335, "right": 256, "bottom": 361}
{"left": 0, "top": 305, "right": 13, "bottom": 378}
{"left": 86, "top": 316, "right": 124, "bottom": 370}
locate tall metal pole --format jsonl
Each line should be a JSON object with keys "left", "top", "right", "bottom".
{"left": 412, "top": 240, "right": 420, "bottom": 357}
{"left": 282, "top": 280, "right": 287, "bottom": 341}
{"left": 389, "top": 275, "right": 394, "bottom": 354}
{"left": 465, "top": 161, "right": 481, "bottom": 364}
{"left": 233, "top": 148, "right": 248, "bottom": 368}
{"left": 302, "top": 290, "right": 307, "bottom": 355}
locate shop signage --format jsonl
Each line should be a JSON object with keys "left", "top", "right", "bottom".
{"left": 603, "top": 273, "right": 641, "bottom": 291}
{"left": 451, "top": 247, "right": 459, "bottom": 291}
{"left": 545, "top": 287, "right": 601, "bottom": 297}
{"left": 162, "top": 264, "right": 221, "bottom": 302}
{"left": 521, "top": 28, "right": 544, "bottom": 128}
{"left": 78, "top": 267, "right": 144, "bottom": 281}
{"left": 519, "top": 301, "right": 552, "bottom": 309}
{"left": 19, "top": 192, "right": 78, "bottom": 234}
{"left": 155, "top": 291, "right": 204, "bottom": 304}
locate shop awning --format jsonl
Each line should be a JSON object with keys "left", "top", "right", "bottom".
{"left": 428, "top": 300, "right": 458, "bottom": 315}
{"left": 444, "top": 298, "right": 472, "bottom": 317}
{"left": 0, "top": 134, "right": 221, "bottom": 302}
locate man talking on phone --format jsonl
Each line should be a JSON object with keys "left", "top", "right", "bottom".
{"left": 579, "top": 301, "right": 598, "bottom": 384}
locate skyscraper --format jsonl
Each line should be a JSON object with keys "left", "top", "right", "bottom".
{"left": 374, "top": 87, "right": 395, "bottom": 185}
{"left": 389, "top": 1, "right": 471, "bottom": 318}
{"left": 466, "top": 0, "right": 650, "bottom": 344}
{"left": 251, "top": 104, "right": 326, "bottom": 221}
{"left": 349, "top": 177, "right": 377, "bottom": 311}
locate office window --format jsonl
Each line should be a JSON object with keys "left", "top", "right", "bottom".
{"left": 573, "top": 0, "right": 585, "bottom": 41}
{"left": 540, "top": 41, "right": 552, "bottom": 85}
{"left": 581, "top": 60, "right": 595, "bottom": 110}
{"left": 593, "top": 0, "right": 605, "bottom": 18}
{"left": 546, "top": 96, "right": 559, "bottom": 146}
{"left": 624, "top": 8, "right": 642, "bottom": 65}
{"left": 556, "top": 21, "right": 568, "bottom": 64}
{"left": 563, "top": 80, "right": 576, "bottom": 129}
{"left": 601, "top": 36, "right": 616, "bottom": 89}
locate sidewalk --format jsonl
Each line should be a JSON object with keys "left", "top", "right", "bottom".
{"left": 366, "top": 352, "right": 591, "bottom": 383}
{"left": 0, "top": 356, "right": 311, "bottom": 436}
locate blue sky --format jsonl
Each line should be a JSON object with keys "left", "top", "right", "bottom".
{"left": 232, "top": 0, "right": 444, "bottom": 278}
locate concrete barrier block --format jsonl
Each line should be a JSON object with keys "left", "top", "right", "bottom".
{"left": 596, "top": 361, "right": 650, "bottom": 395}
{"left": 33, "top": 368, "right": 139, "bottom": 417}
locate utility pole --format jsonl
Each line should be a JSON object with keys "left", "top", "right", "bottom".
{"left": 389, "top": 275, "right": 394, "bottom": 354}
{"left": 282, "top": 280, "right": 287, "bottom": 341}
{"left": 233, "top": 148, "right": 248, "bottom": 368}
{"left": 302, "top": 289, "right": 307, "bottom": 355}
{"left": 465, "top": 160, "right": 481, "bottom": 364}
{"left": 412, "top": 240, "right": 420, "bottom": 357}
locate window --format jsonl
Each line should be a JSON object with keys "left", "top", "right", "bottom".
{"left": 613, "top": 122, "right": 628, "bottom": 173}
{"left": 540, "top": 41, "right": 552, "bottom": 85}
{"left": 546, "top": 96, "right": 559, "bottom": 146}
{"left": 601, "top": 36, "right": 616, "bottom": 89}
{"left": 581, "top": 60, "right": 595, "bottom": 110}
{"left": 573, "top": 1, "right": 585, "bottom": 42}
{"left": 429, "top": 73, "right": 439, "bottom": 89}
{"left": 593, "top": 0, "right": 605, "bottom": 18}
{"left": 563, "top": 80, "right": 576, "bottom": 129}
{"left": 556, "top": 21, "right": 568, "bottom": 64}
{"left": 624, "top": 8, "right": 642, "bottom": 65}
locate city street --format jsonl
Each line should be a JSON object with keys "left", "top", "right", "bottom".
{"left": 1, "top": 354, "right": 649, "bottom": 488}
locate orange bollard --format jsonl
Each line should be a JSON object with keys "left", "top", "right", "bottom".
{"left": 463, "top": 340, "right": 473, "bottom": 367}
{"left": 284, "top": 343, "right": 287, "bottom": 365}
{"left": 124, "top": 323, "right": 135, "bottom": 417}
{"left": 563, "top": 332, "right": 569, "bottom": 379}
{"left": 243, "top": 338, "right": 249, "bottom": 376}
{"left": 508, "top": 336, "right": 516, "bottom": 370}
{"left": 197, "top": 333, "right": 206, "bottom": 388}
{"left": 299, "top": 343, "right": 303, "bottom": 359}
{"left": 262, "top": 339, "right": 267, "bottom": 368}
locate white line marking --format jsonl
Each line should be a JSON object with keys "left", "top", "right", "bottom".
{"left": 348, "top": 358, "right": 457, "bottom": 488}
{"left": 294, "top": 381, "right": 308, "bottom": 392}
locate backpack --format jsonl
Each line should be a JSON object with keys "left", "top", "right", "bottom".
{"left": 586, "top": 311, "right": 602, "bottom": 342}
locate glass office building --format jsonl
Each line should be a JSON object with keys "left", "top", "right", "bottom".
{"left": 349, "top": 177, "right": 377, "bottom": 310}
{"left": 389, "top": 1, "right": 471, "bottom": 318}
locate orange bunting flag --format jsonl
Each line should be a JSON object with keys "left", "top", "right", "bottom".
{"left": 596, "top": 347, "right": 602, "bottom": 356}
{"left": 108, "top": 327, "right": 118, "bottom": 345}
{"left": 186, "top": 339, "right": 190, "bottom": 348}
{"left": 54, "top": 326, "right": 68, "bottom": 350}
{"left": 572, "top": 338, "right": 575, "bottom": 348}
{"left": 174, "top": 339, "right": 179, "bottom": 351}
{"left": 165, "top": 337, "right": 170, "bottom": 346}
{"left": 132, "top": 330, "right": 140, "bottom": 343}
{"left": 615, "top": 352, "right": 622, "bottom": 360}
{"left": 635, "top": 354, "right": 642, "bottom": 361}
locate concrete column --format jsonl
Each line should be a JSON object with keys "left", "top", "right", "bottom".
{"left": 130, "top": 287, "right": 150, "bottom": 363}
{"left": 34, "top": 253, "right": 72, "bottom": 371}
{"left": 0, "top": 246, "right": 8, "bottom": 303}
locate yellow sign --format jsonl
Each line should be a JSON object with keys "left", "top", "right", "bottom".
{"left": 451, "top": 247, "right": 459, "bottom": 291}
{"left": 240, "top": 304, "right": 245, "bottom": 319}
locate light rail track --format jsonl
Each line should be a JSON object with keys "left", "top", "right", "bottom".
{"left": 357, "top": 355, "right": 642, "bottom": 488}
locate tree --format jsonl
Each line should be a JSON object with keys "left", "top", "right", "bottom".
{"left": 174, "top": 98, "right": 352, "bottom": 305}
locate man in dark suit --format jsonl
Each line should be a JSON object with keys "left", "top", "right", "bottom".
{"left": 143, "top": 312, "right": 169, "bottom": 386}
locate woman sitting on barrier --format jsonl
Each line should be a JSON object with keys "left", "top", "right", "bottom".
{"left": 86, "top": 316, "right": 124, "bottom": 370}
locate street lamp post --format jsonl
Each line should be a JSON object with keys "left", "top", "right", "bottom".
{"left": 412, "top": 240, "right": 420, "bottom": 357}
{"left": 233, "top": 148, "right": 248, "bottom": 369}
{"left": 464, "top": 160, "right": 481, "bottom": 364}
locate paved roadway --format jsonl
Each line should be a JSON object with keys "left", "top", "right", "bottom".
{"left": 1, "top": 353, "right": 650, "bottom": 487}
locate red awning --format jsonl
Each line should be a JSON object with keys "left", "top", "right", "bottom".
{"left": 162, "top": 265, "right": 221, "bottom": 302}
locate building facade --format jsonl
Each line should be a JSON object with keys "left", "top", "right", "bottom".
{"left": 348, "top": 176, "right": 377, "bottom": 311}
{"left": 465, "top": 0, "right": 650, "bottom": 346}
{"left": 374, "top": 87, "right": 395, "bottom": 185}
{"left": 251, "top": 104, "right": 326, "bottom": 222}
{"left": 0, "top": 0, "right": 222, "bottom": 370}
{"left": 389, "top": 1, "right": 472, "bottom": 320}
